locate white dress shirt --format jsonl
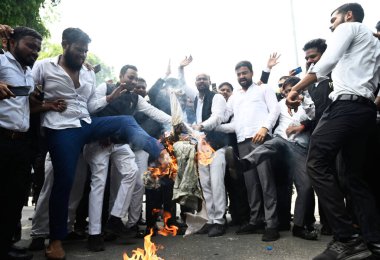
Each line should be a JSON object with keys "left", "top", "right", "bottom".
{"left": 96, "top": 82, "right": 171, "bottom": 126}
{"left": 195, "top": 93, "right": 226, "bottom": 131}
{"left": 32, "top": 56, "right": 108, "bottom": 129}
{"left": 310, "top": 22, "right": 380, "bottom": 101}
{"left": 225, "top": 83, "right": 280, "bottom": 143}
{"left": 274, "top": 94, "right": 315, "bottom": 147}
{"left": 0, "top": 52, "right": 34, "bottom": 132}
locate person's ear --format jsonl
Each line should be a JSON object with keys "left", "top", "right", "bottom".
{"left": 345, "top": 11, "right": 354, "bottom": 22}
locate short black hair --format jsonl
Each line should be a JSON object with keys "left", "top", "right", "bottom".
{"left": 11, "top": 26, "right": 42, "bottom": 42}
{"left": 303, "top": 38, "right": 327, "bottom": 54}
{"left": 279, "top": 75, "right": 290, "bottom": 82}
{"left": 332, "top": 3, "right": 364, "bottom": 23}
{"left": 282, "top": 76, "right": 300, "bottom": 88}
{"left": 62, "top": 28, "right": 91, "bottom": 45}
{"left": 376, "top": 21, "right": 380, "bottom": 32}
{"left": 235, "top": 60, "right": 253, "bottom": 73}
{"left": 137, "top": 78, "right": 146, "bottom": 84}
{"left": 119, "top": 65, "right": 137, "bottom": 76}
{"left": 218, "top": 82, "right": 233, "bottom": 91}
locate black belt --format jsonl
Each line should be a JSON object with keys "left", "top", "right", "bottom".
{"left": 336, "top": 94, "right": 373, "bottom": 105}
{"left": 0, "top": 127, "right": 27, "bottom": 140}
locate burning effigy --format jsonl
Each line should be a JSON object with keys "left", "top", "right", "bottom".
{"left": 126, "top": 90, "right": 215, "bottom": 259}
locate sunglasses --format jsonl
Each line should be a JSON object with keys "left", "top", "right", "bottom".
{"left": 305, "top": 54, "right": 318, "bottom": 60}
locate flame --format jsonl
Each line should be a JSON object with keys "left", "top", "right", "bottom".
{"left": 146, "top": 137, "right": 178, "bottom": 181}
{"left": 197, "top": 137, "right": 215, "bottom": 166}
{"left": 123, "top": 228, "right": 164, "bottom": 260}
{"left": 157, "top": 211, "right": 178, "bottom": 237}
{"left": 123, "top": 209, "right": 178, "bottom": 260}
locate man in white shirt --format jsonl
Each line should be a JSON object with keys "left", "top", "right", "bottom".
{"left": 32, "top": 28, "right": 166, "bottom": 259}
{"left": 287, "top": 3, "right": 380, "bottom": 259}
{"left": 0, "top": 24, "right": 42, "bottom": 260}
{"left": 191, "top": 73, "right": 228, "bottom": 237}
{"left": 240, "top": 77, "right": 318, "bottom": 240}
{"left": 223, "top": 60, "right": 281, "bottom": 241}
{"left": 83, "top": 65, "right": 171, "bottom": 251}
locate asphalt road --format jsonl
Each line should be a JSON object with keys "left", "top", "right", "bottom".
{"left": 18, "top": 205, "right": 331, "bottom": 260}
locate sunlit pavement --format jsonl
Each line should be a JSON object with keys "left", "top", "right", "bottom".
{"left": 18, "top": 203, "right": 330, "bottom": 260}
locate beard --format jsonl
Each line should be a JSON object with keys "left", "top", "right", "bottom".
{"left": 64, "top": 49, "right": 83, "bottom": 71}
{"left": 13, "top": 43, "right": 37, "bottom": 67}
{"left": 238, "top": 78, "right": 253, "bottom": 89}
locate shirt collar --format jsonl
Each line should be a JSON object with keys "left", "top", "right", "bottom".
{"left": 4, "top": 51, "right": 31, "bottom": 73}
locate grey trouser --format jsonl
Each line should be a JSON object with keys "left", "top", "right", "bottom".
{"left": 245, "top": 136, "right": 314, "bottom": 227}
{"left": 238, "top": 138, "right": 278, "bottom": 228}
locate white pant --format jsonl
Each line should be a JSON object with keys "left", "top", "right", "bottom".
{"left": 126, "top": 150, "right": 149, "bottom": 227}
{"left": 31, "top": 153, "right": 88, "bottom": 237}
{"left": 84, "top": 143, "right": 137, "bottom": 235}
{"left": 198, "top": 147, "right": 227, "bottom": 225}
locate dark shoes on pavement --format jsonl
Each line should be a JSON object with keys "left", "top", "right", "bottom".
{"left": 196, "top": 223, "right": 212, "bottom": 235}
{"left": 313, "top": 237, "right": 372, "bottom": 260}
{"left": 45, "top": 240, "right": 66, "bottom": 260}
{"left": 236, "top": 223, "right": 265, "bottom": 235}
{"left": 87, "top": 234, "right": 105, "bottom": 252}
{"left": 6, "top": 245, "right": 33, "bottom": 260}
{"left": 28, "top": 237, "right": 45, "bottom": 251}
{"left": 104, "top": 216, "right": 125, "bottom": 237}
{"left": 262, "top": 228, "right": 280, "bottom": 242}
{"left": 208, "top": 224, "right": 226, "bottom": 237}
{"left": 368, "top": 242, "right": 380, "bottom": 258}
{"left": 293, "top": 225, "right": 318, "bottom": 240}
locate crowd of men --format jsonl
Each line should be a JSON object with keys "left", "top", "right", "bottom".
{"left": 1, "top": 2, "right": 380, "bottom": 260}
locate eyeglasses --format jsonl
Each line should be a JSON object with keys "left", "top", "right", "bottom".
{"left": 305, "top": 54, "right": 318, "bottom": 60}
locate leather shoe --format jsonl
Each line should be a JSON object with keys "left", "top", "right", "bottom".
{"left": 6, "top": 250, "right": 33, "bottom": 260}
{"left": 293, "top": 225, "right": 318, "bottom": 240}
{"left": 262, "top": 228, "right": 280, "bottom": 242}
{"left": 28, "top": 237, "right": 45, "bottom": 251}
{"left": 236, "top": 223, "right": 265, "bottom": 235}
{"left": 196, "top": 223, "right": 212, "bottom": 235}
{"left": 45, "top": 240, "right": 65, "bottom": 260}
{"left": 208, "top": 224, "right": 226, "bottom": 237}
{"left": 368, "top": 242, "right": 380, "bottom": 258}
{"left": 87, "top": 234, "right": 105, "bottom": 252}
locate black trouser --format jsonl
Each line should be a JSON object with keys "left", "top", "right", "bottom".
{"left": 307, "top": 100, "right": 380, "bottom": 242}
{"left": 0, "top": 135, "right": 31, "bottom": 257}
{"left": 145, "top": 177, "right": 174, "bottom": 228}
{"left": 224, "top": 165, "right": 250, "bottom": 225}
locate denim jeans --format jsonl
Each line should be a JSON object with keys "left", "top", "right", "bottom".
{"left": 45, "top": 115, "right": 163, "bottom": 240}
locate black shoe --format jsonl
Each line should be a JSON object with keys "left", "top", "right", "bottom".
{"left": 321, "top": 225, "right": 333, "bottom": 236}
{"left": 87, "top": 234, "right": 105, "bottom": 252}
{"left": 236, "top": 223, "right": 265, "bottom": 235}
{"left": 196, "top": 223, "right": 212, "bottom": 235}
{"left": 137, "top": 218, "right": 147, "bottom": 226}
{"left": 293, "top": 225, "right": 318, "bottom": 241}
{"left": 65, "top": 231, "right": 86, "bottom": 241}
{"left": 6, "top": 249, "right": 33, "bottom": 260}
{"left": 262, "top": 228, "right": 280, "bottom": 242}
{"left": 313, "top": 237, "right": 371, "bottom": 260}
{"left": 104, "top": 216, "right": 125, "bottom": 237}
{"left": 28, "top": 237, "right": 45, "bottom": 251}
{"left": 368, "top": 242, "right": 380, "bottom": 258}
{"left": 208, "top": 224, "right": 226, "bottom": 237}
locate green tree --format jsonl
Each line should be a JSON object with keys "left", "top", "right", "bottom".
{"left": 38, "top": 41, "right": 115, "bottom": 84}
{"left": 0, "top": 0, "right": 60, "bottom": 37}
